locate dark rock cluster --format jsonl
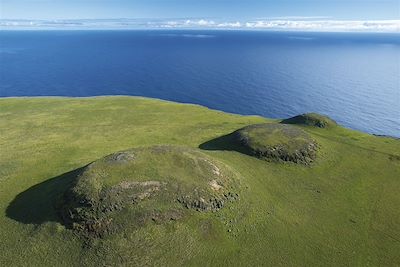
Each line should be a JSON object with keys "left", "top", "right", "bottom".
{"left": 252, "top": 142, "right": 318, "bottom": 164}
{"left": 177, "top": 192, "right": 239, "bottom": 212}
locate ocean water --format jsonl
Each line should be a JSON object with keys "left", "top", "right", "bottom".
{"left": 0, "top": 30, "right": 399, "bottom": 137}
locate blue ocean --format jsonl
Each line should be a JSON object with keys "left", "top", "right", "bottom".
{"left": 0, "top": 30, "right": 399, "bottom": 137}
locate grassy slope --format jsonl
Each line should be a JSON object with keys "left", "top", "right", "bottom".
{"left": 0, "top": 96, "right": 399, "bottom": 266}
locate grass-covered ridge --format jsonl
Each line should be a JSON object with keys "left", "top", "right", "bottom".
{"left": 1, "top": 96, "right": 399, "bottom": 266}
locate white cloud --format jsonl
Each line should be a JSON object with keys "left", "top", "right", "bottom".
{"left": 158, "top": 18, "right": 399, "bottom": 32}
{"left": 265, "top": 16, "right": 333, "bottom": 20}
{"left": 244, "top": 20, "right": 400, "bottom": 32}
{"left": 217, "top": 21, "right": 242, "bottom": 28}
{"left": 1, "top": 18, "right": 399, "bottom": 32}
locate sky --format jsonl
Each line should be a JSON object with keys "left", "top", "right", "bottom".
{"left": 1, "top": 0, "right": 399, "bottom": 20}
{"left": 0, "top": 0, "right": 399, "bottom": 31}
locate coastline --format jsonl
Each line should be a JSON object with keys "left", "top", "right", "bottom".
{"left": 1, "top": 95, "right": 398, "bottom": 139}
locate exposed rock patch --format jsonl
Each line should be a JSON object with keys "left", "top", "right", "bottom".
{"left": 209, "top": 180, "right": 223, "bottom": 191}
{"left": 105, "top": 151, "right": 135, "bottom": 163}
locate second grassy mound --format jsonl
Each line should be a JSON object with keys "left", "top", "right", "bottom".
{"left": 235, "top": 123, "right": 318, "bottom": 164}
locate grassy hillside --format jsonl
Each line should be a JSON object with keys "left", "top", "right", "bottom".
{"left": 0, "top": 96, "right": 399, "bottom": 266}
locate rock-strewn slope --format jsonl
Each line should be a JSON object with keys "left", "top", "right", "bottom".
{"left": 60, "top": 145, "right": 240, "bottom": 237}
{"left": 235, "top": 123, "right": 318, "bottom": 164}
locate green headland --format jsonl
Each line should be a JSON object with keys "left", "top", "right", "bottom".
{"left": 0, "top": 96, "right": 399, "bottom": 266}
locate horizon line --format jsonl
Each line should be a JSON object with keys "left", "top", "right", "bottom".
{"left": 1, "top": 18, "right": 399, "bottom": 33}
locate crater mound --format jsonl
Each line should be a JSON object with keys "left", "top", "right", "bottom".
{"left": 59, "top": 145, "right": 240, "bottom": 237}
{"left": 235, "top": 124, "right": 318, "bottom": 164}
{"left": 281, "top": 113, "right": 337, "bottom": 128}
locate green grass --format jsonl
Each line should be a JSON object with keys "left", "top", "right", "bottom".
{"left": 0, "top": 96, "right": 399, "bottom": 266}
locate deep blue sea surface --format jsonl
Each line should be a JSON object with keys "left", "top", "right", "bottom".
{"left": 1, "top": 30, "right": 399, "bottom": 137}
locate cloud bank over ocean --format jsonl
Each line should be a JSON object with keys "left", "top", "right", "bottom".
{"left": 1, "top": 18, "right": 399, "bottom": 32}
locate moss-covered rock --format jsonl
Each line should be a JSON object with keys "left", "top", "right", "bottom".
{"left": 281, "top": 113, "right": 337, "bottom": 128}
{"left": 59, "top": 145, "right": 240, "bottom": 237}
{"left": 235, "top": 124, "right": 318, "bottom": 164}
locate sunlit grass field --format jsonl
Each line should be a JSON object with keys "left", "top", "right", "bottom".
{"left": 0, "top": 96, "right": 399, "bottom": 266}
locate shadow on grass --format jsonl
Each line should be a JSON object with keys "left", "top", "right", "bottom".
{"left": 6, "top": 167, "right": 85, "bottom": 225}
{"left": 199, "top": 132, "right": 253, "bottom": 156}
